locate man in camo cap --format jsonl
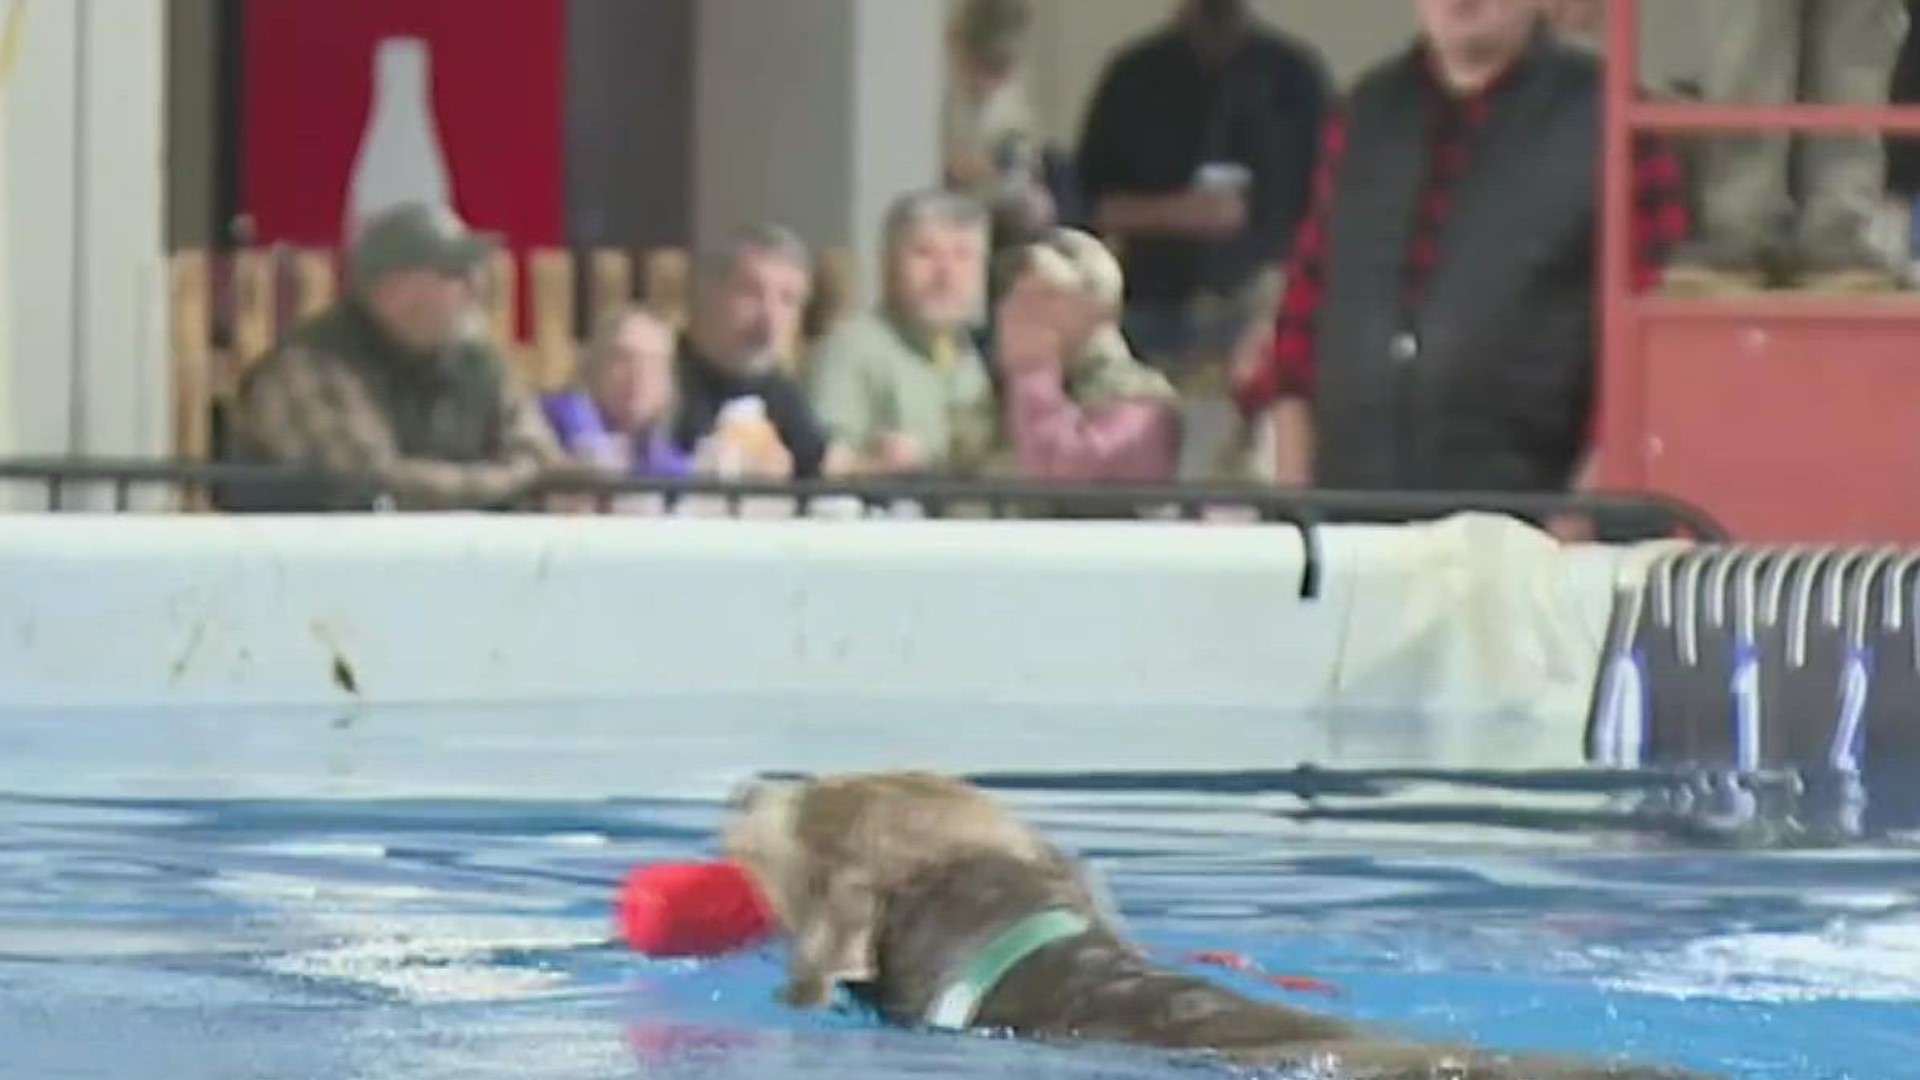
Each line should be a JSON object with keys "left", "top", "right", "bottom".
{"left": 227, "top": 201, "right": 578, "bottom": 510}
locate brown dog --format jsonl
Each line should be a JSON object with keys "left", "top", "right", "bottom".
{"left": 720, "top": 770, "right": 1118, "bottom": 1008}
{"left": 721, "top": 771, "right": 1719, "bottom": 1080}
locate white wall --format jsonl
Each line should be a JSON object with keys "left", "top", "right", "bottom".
{"left": 0, "top": 513, "right": 1658, "bottom": 776}
{"left": 1020, "top": 0, "right": 1710, "bottom": 148}
{"left": 0, "top": 0, "right": 167, "bottom": 480}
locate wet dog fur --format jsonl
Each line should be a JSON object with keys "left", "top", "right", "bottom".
{"left": 720, "top": 770, "right": 1118, "bottom": 1007}
{"left": 721, "top": 770, "right": 1719, "bottom": 1080}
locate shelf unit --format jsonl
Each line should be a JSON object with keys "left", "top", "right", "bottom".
{"left": 1599, "top": 1, "right": 1920, "bottom": 542}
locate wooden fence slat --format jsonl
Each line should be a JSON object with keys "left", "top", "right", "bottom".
{"left": 644, "top": 248, "right": 691, "bottom": 332}
{"left": 169, "top": 252, "right": 213, "bottom": 461}
{"left": 484, "top": 248, "right": 518, "bottom": 353}
{"left": 229, "top": 248, "right": 277, "bottom": 375}
{"left": 168, "top": 252, "right": 215, "bottom": 513}
{"left": 291, "top": 250, "right": 337, "bottom": 321}
{"left": 529, "top": 248, "right": 576, "bottom": 391}
{"left": 801, "top": 245, "right": 858, "bottom": 368}
{"left": 589, "top": 249, "right": 634, "bottom": 329}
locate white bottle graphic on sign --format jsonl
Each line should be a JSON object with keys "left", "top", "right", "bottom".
{"left": 344, "top": 37, "right": 455, "bottom": 242}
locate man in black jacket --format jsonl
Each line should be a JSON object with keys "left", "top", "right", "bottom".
{"left": 1074, "top": 0, "right": 1329, "bottom": 375}
{"left": 1231, "top": 0, "right": 1691, "bottom": 506}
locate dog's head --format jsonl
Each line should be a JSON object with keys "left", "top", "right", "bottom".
{"left": 719, "top": 771, "right": 1076, "bottom": 999}
{"left": 718, "top": 774, "right": 811, "bottom": 928}
{"left": 722, "top": 772, "right": 1052, "bottom": 918}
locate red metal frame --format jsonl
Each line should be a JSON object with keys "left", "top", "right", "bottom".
{"left": 1598, "top": 0, "right": 1920, "bottom": 542}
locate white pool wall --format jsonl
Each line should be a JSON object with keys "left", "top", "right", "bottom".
{"left": 0, "top": 512, "right": 1676, "bottom": 771}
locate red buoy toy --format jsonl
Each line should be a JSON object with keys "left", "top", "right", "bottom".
{"left": 616, "top": 860, "right": 775, "bottom": 958}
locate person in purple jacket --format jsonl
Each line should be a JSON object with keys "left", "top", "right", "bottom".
{"left": 542, "top": 305, "right": 694, "bottom": 478}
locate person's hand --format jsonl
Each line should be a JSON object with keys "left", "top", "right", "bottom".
{"left": 1228, "top": 322, "right": 1273, "bottom": 393}
{"left": 869, "top": 431, "right": 926, "bottom": 473}
{"left": 995, "top": 270, "right": 1108, "bottom": 373}
{"left": 1174, "top": 188, "right": 1248, "bottom": 239}
{"left": 1546, "top": 512, "right": 1596, "bottom": 544}
{"left": 526, "top": 461, "right": 615, "bottom": 513}
{"left": 1547, "top": 453, "right": 1603, "bottom": 542}
{"left": 749, "top": 439, "right": 795, "bottom": 481}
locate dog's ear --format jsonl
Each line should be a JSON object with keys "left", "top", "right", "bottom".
{"left": 727, "top": 775, "right": 804, "bottom": 814}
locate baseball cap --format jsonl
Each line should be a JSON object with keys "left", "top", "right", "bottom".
{"left": 348, "top": 201, "right": 502, "bottom": 284}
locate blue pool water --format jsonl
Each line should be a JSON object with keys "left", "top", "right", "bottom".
{"left": 2, "top": 702, "right": 1917, "bottom": 1080}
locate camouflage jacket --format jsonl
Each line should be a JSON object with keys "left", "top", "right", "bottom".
{"left": 228, "top": 298, "right": 566, "bottom": 510}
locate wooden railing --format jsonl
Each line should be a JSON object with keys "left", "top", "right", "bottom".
{"left": 165, "top": 243, "right": 859, "bottom": 464}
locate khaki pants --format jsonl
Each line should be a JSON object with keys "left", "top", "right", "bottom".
{"left": 1699, "top": 0, "right": 1910, "bottom": 243}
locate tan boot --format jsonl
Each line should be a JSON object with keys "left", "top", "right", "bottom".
{"left": 1660, "top": 235, "right": 1772, "bottom": 297}
{"left": 1789, "top": 229, "right": 1905, "bottom": 294}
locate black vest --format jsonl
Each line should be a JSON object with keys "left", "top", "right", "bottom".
{"left": 1314, "top": 31, "right": 1599, "bottom": 493}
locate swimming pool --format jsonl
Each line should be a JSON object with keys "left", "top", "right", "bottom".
{"left": 2, "top": 700, "right": 1916, "bottom": 1080}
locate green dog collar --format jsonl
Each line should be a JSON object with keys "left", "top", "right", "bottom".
{"left": 924, "top": 908, "right": 1093, "bottom": 1032}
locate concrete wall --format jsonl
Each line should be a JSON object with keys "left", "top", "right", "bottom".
{"left": 0, "top": 513, "right": 1655, "bottom": 774}
{"left": 165, "top": 0, "right": 220, "bottom": 250}
{"left": 693, "top": 0, "right": 943, "bottom": 297}
{"left": 2, "top": 0, "right": 168, "bottom": 471}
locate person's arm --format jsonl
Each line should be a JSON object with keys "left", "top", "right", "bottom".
{"left": 1075, "top": 55, "right": 1235, "bottom": 240}
{"left": 767, "top": 375, "right": 836, "bottom": 481}
{"left": 1230, "top": 111, "right": 1344, "bottom": 484}
{"left": 807, "top": 332, "right": 931, "bottom": 477}
{"left": 798, "top": 332, "right": 879, "bottom": 457}
{"left": 496, "top": 364, "right": 572, "bottom": 470}
{"left": 1001, "top": 364, "right": 1181, "bottom": 484}
{"left": 1251, "top": 42, "right": 1335, "bottom": 261}
{"left": 237, "top": 346, "right": 542, "bottom": 510}
{"left": 1549, "top": 133, "right": 1691, "bottom": 539}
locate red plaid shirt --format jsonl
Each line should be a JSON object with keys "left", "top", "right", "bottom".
{"left": 1233, "top": 52, "right": 1690, "bottom": 446}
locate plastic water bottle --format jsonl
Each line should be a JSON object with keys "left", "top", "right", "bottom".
{"left": 712, "top": 397, "right": 766, "bottom": 480}
{"left": 344, "top": 37, "right": 455, "bottom": 242}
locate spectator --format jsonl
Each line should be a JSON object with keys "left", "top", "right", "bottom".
{"left": 944, "top": 0, "right": 1054, "bottom": 252}
{"left": 543, "top": 305, "right": 693, "bottom": 478}
{"left": 1666, "top": 1, "right": 1910, "bottom": 294}
{"left": 993, "top": 228, "right": 1183, "bottom": 483}
{"left": 1075, "top": 0, "right": 1330, "bottom": 374}
{"left": 672, "top": 224, "right": 840, "bottom": 481}
{"left": 1231, "top": 0, "right": 1690, "bottom": 500}
{"left": 806, "top": 191, "right": 1000, "bottom": 478}
{"left": 226, "top": 201, "right": 578, "bottom": 511}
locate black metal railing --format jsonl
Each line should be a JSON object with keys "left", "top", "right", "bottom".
{"left": 0, "top": 457, "right": 1727, "bottom": 605}
{"left": 0, "top": 456, "right": 1729, "bottom": 529}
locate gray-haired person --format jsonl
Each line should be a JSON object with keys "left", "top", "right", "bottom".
{"left": 807, "top": 190, "right": 1001, "bottom": 479}
{"left": 669, "top": 224, "right": 842, "bottom": 480}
